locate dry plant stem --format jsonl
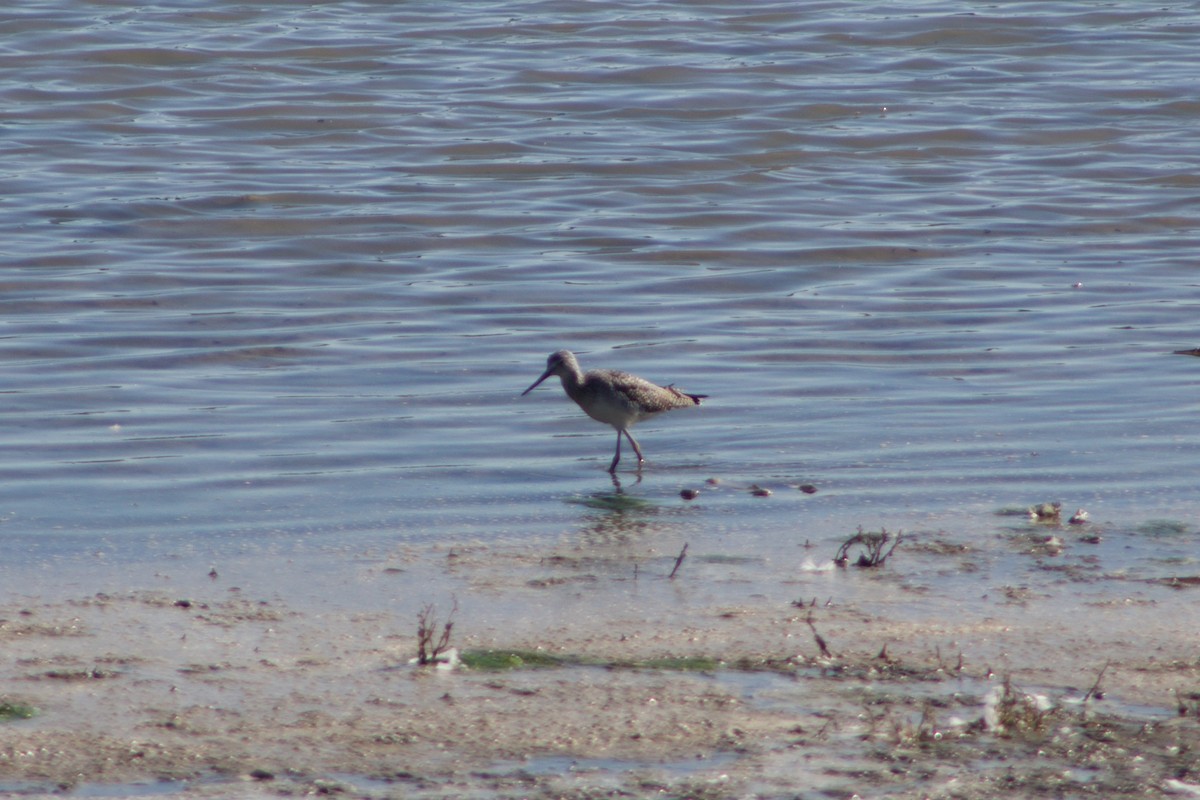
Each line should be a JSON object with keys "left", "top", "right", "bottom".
{"left": 1174, "top": 689, "right": 1193, "bottom": 717}
{"left": 416, "top": 600, "right": 458, "bottom": 666}
{"left": 1083, "top": 660, "right": 1110, "bottom": 703}
{"left": 995, "top": 676, "right": 1053, "bottom": 737}
{"left": 834, "top": 527, "right": 904, "bottom": 568}
{"left": 668, "top": 543, "right": 689, "bottom": 580}
{"left": 806, "top": 612, "right": 832, "bottom": 658}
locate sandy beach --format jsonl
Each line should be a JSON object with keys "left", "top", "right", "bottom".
{"left": 3, "top": 531, "right": 1198, "bottom": 799}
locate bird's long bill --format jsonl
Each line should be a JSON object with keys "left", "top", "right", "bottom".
{"left": 521, "top": 368, "right": 554, "bottom": 396}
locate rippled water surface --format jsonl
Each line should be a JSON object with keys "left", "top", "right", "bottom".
{"left": 3, "top": 2, "right": 1199, "bottom": 577}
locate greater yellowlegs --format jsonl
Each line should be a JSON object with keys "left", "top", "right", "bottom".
{"left": 521, "top": 349, "right": 706, "bottom": 472}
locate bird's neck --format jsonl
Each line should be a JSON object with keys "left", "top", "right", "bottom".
{"left": 558, "top": 371, "right": 586, "bottom": 399}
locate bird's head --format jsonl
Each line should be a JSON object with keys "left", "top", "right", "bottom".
{"left": 522, "top": 349, "right": 577, "bottom": 395}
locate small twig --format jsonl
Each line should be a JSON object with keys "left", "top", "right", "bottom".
{"left": 806, "top": 612, "right": 832, "bottom": 658}
{"left": 668, "top": 543, "right": 689, "bottom": 580}
{"left": 1082, "top": 660, "right": 1110, "bottom": 703}
{"left": 1175, "top": 688, "right": 1190, "bottom": 717}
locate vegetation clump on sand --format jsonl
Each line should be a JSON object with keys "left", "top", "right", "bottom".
{"left": 834, "top": 526, "right": 903, "bottom": 568}
{"left": 0, "top": 700, "right": 36, "bottom": 722}
{"left": 415, "top": 601, "right": 457, "bottom": 666}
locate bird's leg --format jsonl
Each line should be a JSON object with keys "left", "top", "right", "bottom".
{"left": 623, "top": 429, "right": 645, "bottom": 468}
{"left": 608, "top": 429, "right": 622, "bottom": 473}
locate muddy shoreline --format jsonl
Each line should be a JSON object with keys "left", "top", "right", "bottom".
{"left": 2, "top": 536, "right": 1199, "bottom": 798}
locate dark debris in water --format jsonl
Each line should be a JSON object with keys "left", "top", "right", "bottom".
{"left": 1147, "top": 576, "right": 1200, "bottom": 590}
{"left": 673, "top": 477, "right": 818, "bottom": 499}
{"left": 41, "top": 667, "right": 118, "bottom": 681}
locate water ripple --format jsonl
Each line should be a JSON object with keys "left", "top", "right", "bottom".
{"left": 3, "top": 0, "right": 1199, "bottom": 547}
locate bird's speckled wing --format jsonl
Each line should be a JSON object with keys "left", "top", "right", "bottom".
{"left": 581, "top": 369, "right": 702, "bottom": 424}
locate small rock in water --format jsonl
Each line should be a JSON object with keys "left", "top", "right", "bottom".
{"left": 680, "top": 488, "right": 700, "bottom": 500}
{"left": 798, "top": 484, "right": 818, "bottom": 494}
{"left": 1068, "top": 508, "right": 1089, "bottom": 524}
{"left": 750, "top": 485, "right": 772, "bottom": 497}
{"left": 1034, "top": 535, "right": 1064, "bottom": 556}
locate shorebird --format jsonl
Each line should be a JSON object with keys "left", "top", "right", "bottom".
{"left": 521, "top": 349, "right": 706, "bottom": 472}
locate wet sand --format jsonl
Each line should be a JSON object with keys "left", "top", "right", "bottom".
{"left": 2, "top": 532, "right": 1199, "bottom": 799}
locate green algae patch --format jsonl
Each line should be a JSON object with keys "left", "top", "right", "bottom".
{"left": 461, "top": 650, "right": 739, "bottom": 674}
{"left": 459, "top": 649, "right": 579, "bottom": 671}
{"left": 626, "top": 656, "right": 722, "bottom": 672}
{"left": 0, "top": 701, "right": 37, "bottom": 722}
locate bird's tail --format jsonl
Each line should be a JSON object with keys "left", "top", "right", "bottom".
{"left": 666, "top": 385, "right": 707, "bottom": 406}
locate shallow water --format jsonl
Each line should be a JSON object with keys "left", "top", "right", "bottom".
{"left": 3, "top": 2, "right": 1199, "bottom": 592}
